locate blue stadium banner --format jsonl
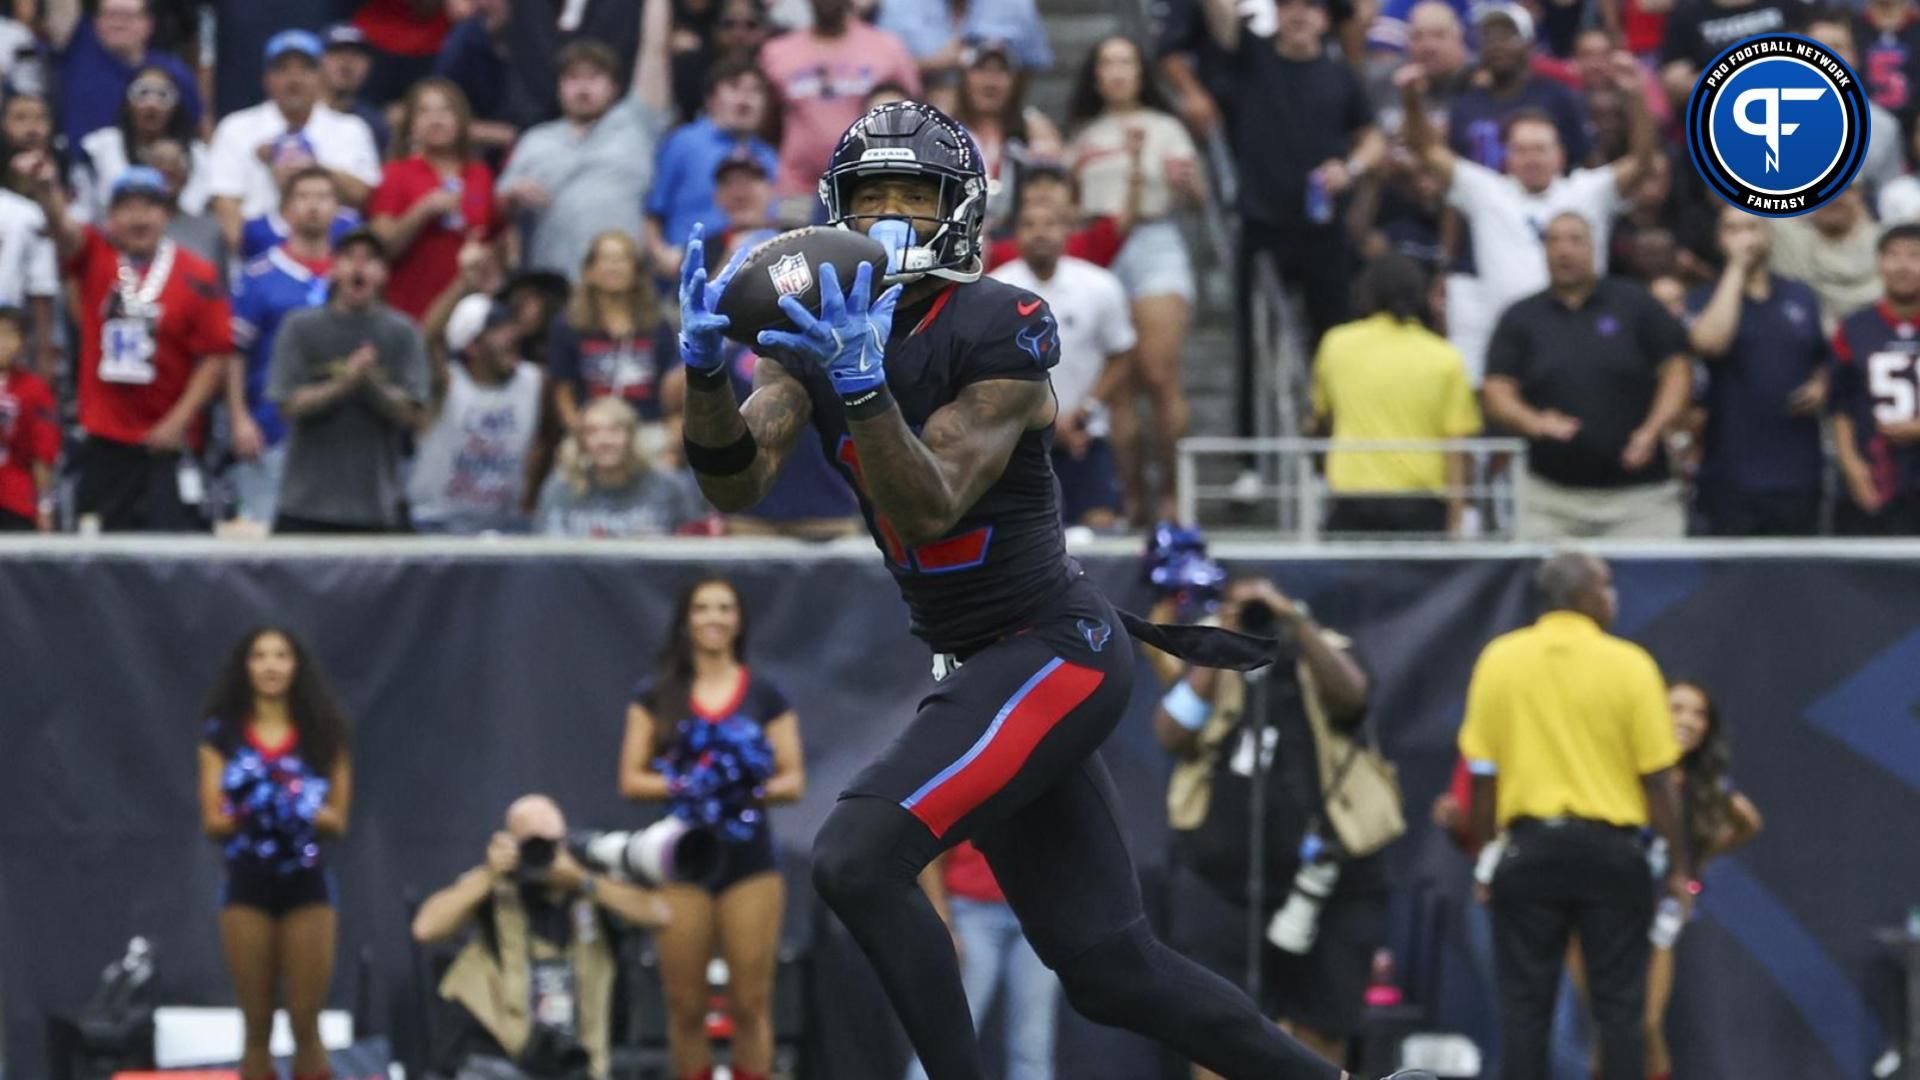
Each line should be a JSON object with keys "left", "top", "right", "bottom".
{"left": 2, "top": 543, "right": 1916, "bottom": 1079}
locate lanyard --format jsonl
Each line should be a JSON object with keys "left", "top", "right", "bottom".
{"left": 113, "top": 239, "right": 175, "bottom": 317}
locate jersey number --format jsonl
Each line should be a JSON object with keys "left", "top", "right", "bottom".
{"left": 1868, "top": 351, "right": 1920, "bottom": 425}
{"left": 1869, "top": 48, "right": 1910, "bottom": 111}
{"left": 836, "top": 436, "right": 992, "bottom": 574}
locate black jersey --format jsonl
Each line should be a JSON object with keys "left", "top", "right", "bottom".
{"left": 1832, "top": 301, "right": 1920, "bottom": 498}
{"left": 771, "top": 275, "right": 1074, "bottom": 655}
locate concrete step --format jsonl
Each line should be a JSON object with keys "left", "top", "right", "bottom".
{"left": 1187, "top": 395, "right": 1236, "bottom": 441}
{"left": 1029, "top": 8, "right": 1142, "bottom": 115}
{"left": 1184, "top": 336, "right": 1236, "bottom": 393}
{"left": 1043, "top": 0, "right": 1139, "bottom": 15}
{"left": 1033, "top": 0, "right": 1251, "bottom": 450}
{"left": 1046, "top": 12, "right": 1129, "bottom": 54}
{"left": 1029, "top": 78, "right": 1074, "bottom": 123}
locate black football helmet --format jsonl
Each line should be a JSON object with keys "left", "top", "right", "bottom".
{"left": 819, "top": 101, "right": 988, "bottom": 284}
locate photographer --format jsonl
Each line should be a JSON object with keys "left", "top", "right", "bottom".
{"left": 411, "top": 795, "right": 670, "bottom": 1080}
{"left": 1148, "top": 577, "right": 1396, "bottom": 1073}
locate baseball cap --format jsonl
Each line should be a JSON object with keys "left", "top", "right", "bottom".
{"left": 504, "top": 270, "right": 572, "bottom": 307}
{"left": 264, "top": 29, "right": 324, "bottom": 66}
{"left": 445, "top": 294, "right": 517, "bottom": 353}
{"left": 334, "top": 227, "right": 388, "bottom": 261}
{"left": 713, "top": 147, "right": 769, "bottom": 182}
{"left": 109, "top": 166, "right": 172, "bottom": 206}
{"left": 1472, "top": 0, "right": 1535, "bottom": 42}
{"left": 322, "top": 24, "right": 373, "bottom": 53}
{"left": 960, "top": 36, "right": 1018, "bottom": 70}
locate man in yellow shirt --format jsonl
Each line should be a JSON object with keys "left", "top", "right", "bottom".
{"left": 1457, "top": 551, "right": 1691, "bottom": 1080}
{"left": 1311, "top": 254, "right": 1481, "bottom": 535}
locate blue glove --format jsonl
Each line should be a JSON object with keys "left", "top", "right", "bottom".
{"left": 757, "top": 261, "right": 903, "bottom": 397}
{"left": 678, "top": 223, "right": 746, "bottom": 374}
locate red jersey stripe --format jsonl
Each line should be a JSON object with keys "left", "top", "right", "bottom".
{"left": 901, "top": 657, "right": 1104, "bottom": 836}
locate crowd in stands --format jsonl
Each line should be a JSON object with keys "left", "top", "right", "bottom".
{"left": 0, "top": 0, "right": 1918, "bottom": 539}
{"left": 1166, "top": 0, "right": 1920, "bottom": 538}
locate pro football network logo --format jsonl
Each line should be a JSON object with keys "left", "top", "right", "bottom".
{"left": 1685, "top": 33, "right": 1870, "bottom": 217}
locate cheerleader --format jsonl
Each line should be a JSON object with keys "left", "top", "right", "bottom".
{"left": 620, "top": 577, "right": 805, "bottom": 1080}
{"left": 199, "top": 628, "right": 352, "bottom": 1080}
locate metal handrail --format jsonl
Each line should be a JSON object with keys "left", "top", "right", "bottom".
{"left": 1236, "top": 255, "right": 1319, "bottom": 537}
{"left": 1200, "top": 129, "right": 1238, "bottom": 267}
{"left": 1176, "top": 435, "right": 1531, "bottom": 540}
{"left": 1248, "top": 251, "right": 1311, "bottom": 442}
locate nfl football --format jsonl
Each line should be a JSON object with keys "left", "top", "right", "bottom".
{"left": 714, "top": 227, "right": 890, "bottom": 348}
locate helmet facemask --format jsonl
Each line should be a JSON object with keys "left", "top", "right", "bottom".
{"left": 823, "top": 169, "right": 985, "bottom": 285}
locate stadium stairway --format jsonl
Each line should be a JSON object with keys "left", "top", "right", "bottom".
{"left": 1031, "top": 0, "right": 1247, "bottom": 494}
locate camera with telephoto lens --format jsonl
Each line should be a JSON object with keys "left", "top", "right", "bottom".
{"left": 1268, "top": 833, "right": 1340, "bottom": 955}
{"left": 1237, "top": 593, "right": 1309, "bottom": 640}
{"left": 1237, "top": 598, "right": 1279, "bottom": 638}
{"left": 568, "top": 820, "right": 721, "bottom": 887}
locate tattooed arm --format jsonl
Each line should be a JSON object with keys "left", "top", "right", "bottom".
{"left": 846, "top": 377, "right": 1055, "bottom": 547}
{"left": 683, "top": 356, "right": 815, "bottom": 511}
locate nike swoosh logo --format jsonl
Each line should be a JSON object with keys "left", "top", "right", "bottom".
{"left": 1017, "top": 299, "right": 1042, "bottom": 316}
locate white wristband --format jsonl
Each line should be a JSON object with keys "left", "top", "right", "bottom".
{"left": 1161, "top": 680, "right": 1213, "bottom": 732}
{"left": 1474, "top": 835, "right": 1507, "bottom": 887}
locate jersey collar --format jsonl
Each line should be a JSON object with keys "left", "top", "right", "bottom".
{"left": 270, "top": 244, "right": 332, "bottom": 281}
{"left": 1875, "top": 298, "right": 1920, "bottom": 333}
{"left": 906, "top": 284, "right": 957, "bottom": 337}
{"left": 1536, "top": 609, "right": 1600, "bottom": 632}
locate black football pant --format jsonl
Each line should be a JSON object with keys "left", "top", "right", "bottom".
{"left": 1491, "top": 818, "right": 1655, "bottom": 1080}
{"left": 1234, "top": 219, "right": 1352, "bottom": 441}
{"left": 811, "top": 578, "right": 1341, "bottom": 1080}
